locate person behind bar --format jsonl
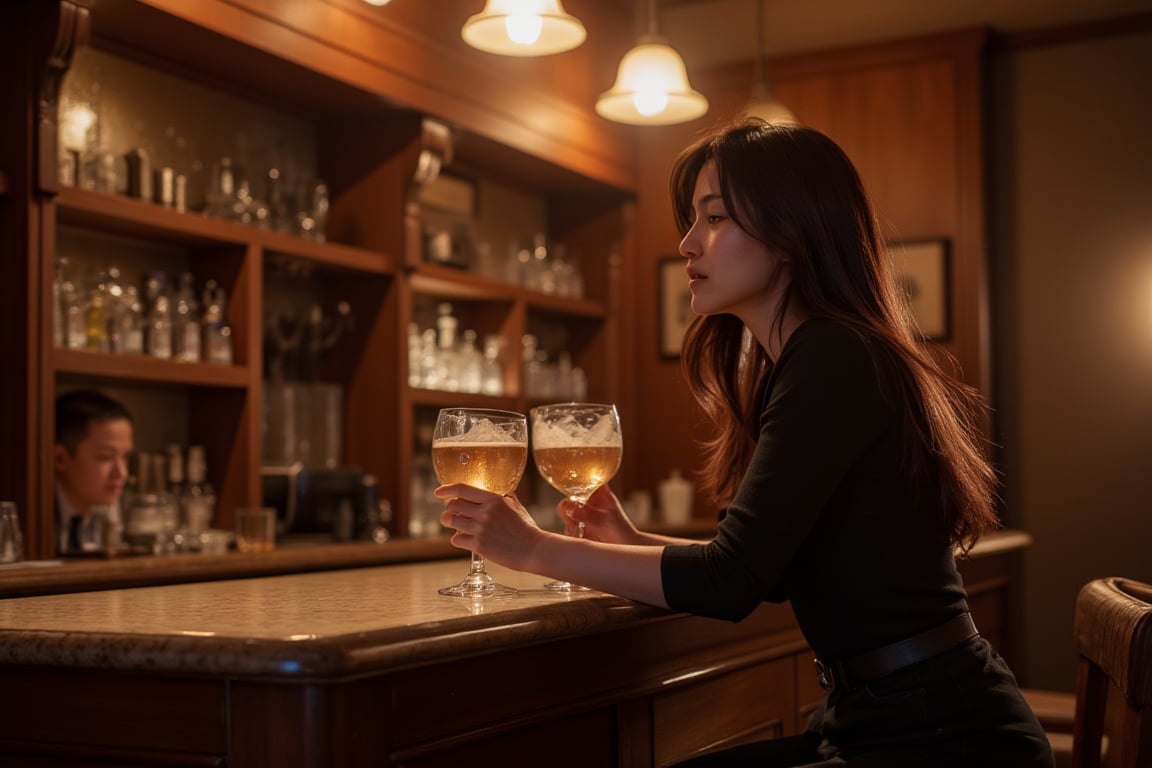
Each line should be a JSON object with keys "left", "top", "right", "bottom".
{"left": 436, "top": 118, "right": 1053, "bottom": 767}
{"left": 54, "top": 389, "right": 134, "bottom": 554}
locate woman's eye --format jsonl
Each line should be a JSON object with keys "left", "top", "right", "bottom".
{"left": 707, "top": 214, "right": 725, "bottom": 224}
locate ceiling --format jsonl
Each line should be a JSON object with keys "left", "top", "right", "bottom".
{"left": 644, "top": 0, "right": 1152, "bottom": 68}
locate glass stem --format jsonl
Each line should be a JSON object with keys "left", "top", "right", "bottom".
{"left": 470, "top": 552, "right": 486, "bottom": 574}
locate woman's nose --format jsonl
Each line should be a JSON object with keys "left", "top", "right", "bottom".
{"left": 678, "top": 229, "right": 696, "bottom": 259}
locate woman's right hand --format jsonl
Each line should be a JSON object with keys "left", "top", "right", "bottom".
{"left": 560, "top": 485, "right": 642, "bottom": 545}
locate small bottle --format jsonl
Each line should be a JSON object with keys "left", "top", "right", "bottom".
{"left": 52, "top": 258, "right": 66, "bottom": 348}
{"left": 118, "top": 285, "right": 144, "bottom": 354}
{"left": 172, "top": 272, "right": 201, "bottom": 362}
{"left": 407, "top": 322, "right": 423, "bottom": 387}
{"left": 481, "top": 334, "right": 503, "bottom": 396}
{"left": 201, "top": 280, "right": 233, "bottom": 364}
{"left": 166, "top": 443, "right": 185, "bottom": 498}
{"left": 146, "top": 293, "right": 173, "bottom": 359}
{"left": 435, "top": 303, "right": 459, "bottom": 392}
{"left": 84, "top": 271, "right": 110, "bottom": 352}
{"left": 181, "top": 445, "right": 215, "bottom": 534}
{"left": 59, "top": 259, "right": 86, "bottom": 350}
{"left": 458, "top": 329, "right": 482, "bottom": 394}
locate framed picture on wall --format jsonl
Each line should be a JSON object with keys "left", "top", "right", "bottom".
{"left": 892, "top": 239, "right": 951, "bottom": 340}
{"left": 659, "top": 257, "right": 693, "bottom": 358}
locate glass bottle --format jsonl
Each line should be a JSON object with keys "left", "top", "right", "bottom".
{"left": 147, "top": 293, "right": 173, "bottom": 360}
{"left": 181, "top": 445, "right": 215, "bottom": 535}
{"left": 84, "top": 271, "right": 110, "bottom": 352}
{"left": 201, "top": 279, "right": 233, "bottom": 364}
{"left": 58, "top": 258, "right": 86, "bottom": 350}
{"left": 407, "top": 322, "right": 423, "bottom": 388}
{"left": 458, "top": 329, "right": 482, "bottom": 394}
{"left": 435, "top": 302, "right": 459, "bottom": 392}
{"left": 481, "top": 334, "right": 503, "bottom": 396}
{"left": 118, "top": 285, "right": 144, "bottom": 354}
{"left": 52, "top": 258, "right": 65, "bottom": 348}
{"left": 104, "top": 265, "right": 126, "bottom": 353}
{"left": 172, "top": 272, "right": 201, "bottom": 362}
{"left": 166, "top": 443, "right": 185, "bottom": 499}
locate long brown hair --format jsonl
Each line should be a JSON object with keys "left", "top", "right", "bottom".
{"left": 671, "top": 118, "right": 998, "bottom": 552}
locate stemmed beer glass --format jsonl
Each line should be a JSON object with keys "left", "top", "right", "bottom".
{"left": 530, "top": 403, "right": 622, "bottom": 592}
{"left": 432, "top": 408, "right": 528, "bottom": 598}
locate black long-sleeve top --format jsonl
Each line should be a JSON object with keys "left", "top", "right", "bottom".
{"left": 661, "top": 319, "right": 969, "bottom": 662}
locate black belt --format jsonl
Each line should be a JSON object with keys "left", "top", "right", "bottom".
{"left": 814, "top": 612, "right": 979, "bottom": 691}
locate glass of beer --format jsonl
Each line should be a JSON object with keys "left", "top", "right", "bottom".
{"left": 432, "top": 407, "right": 528, "bottom": 598}
{"left": 530, "top": 402, "right": 622, "bottom": 592}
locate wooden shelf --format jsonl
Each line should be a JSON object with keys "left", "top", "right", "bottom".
{"left": 406, "top": 388, "right": 520, "bottom": 411}
{"left": 53, "top": 348, "right": 250, "bottom": 388}
{"left": 57, "top": 187, "right": 394, "bottom": 275}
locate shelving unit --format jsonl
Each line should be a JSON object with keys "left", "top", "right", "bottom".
{"left": 2, "top": 0, "right": 636, "bottom": 559}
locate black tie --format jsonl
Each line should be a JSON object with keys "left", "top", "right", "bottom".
{"left": 68, "top": 516, "right": 82, "bottom": 551}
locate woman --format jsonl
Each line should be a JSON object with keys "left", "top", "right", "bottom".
{"left": 436, "top": 118, "right": 1053, "bottom": 767}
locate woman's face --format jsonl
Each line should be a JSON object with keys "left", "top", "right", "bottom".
{"left": 54, "top": 418, "right": 134, "bottom": 512}
{"left": 678, "top": 161, "right": 788, "bottom": 331}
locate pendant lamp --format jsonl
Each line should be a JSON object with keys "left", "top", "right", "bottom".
{"left": 744, "top": 0, "right": 794, "bottom": 123}
{"left": 595, "top": 0, "right": 708, "bottom": 126}
{"left": 462, "top": 0, "right": 586, "bottom": 57}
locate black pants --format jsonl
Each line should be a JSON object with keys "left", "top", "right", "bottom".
{"left": 674, "top": 637, "right": 1055, "bottom": 767}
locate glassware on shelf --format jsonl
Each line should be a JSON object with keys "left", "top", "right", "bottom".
{"left": 84, "top": 271, "right": 110, "bottom": 353}
{"left": 481, "top": 334, "right": 504, "bottom": 396}
{"left": 172, "top": 272, "right": 201, "bottom": 363}
{"left": 146, "top": 293, "right": 174, "bottom": 360}
{"left": 117, "top": 285, "right": 144, "bottom": 355}
{"left": 530, "top": 402, "right": 623, "bottom": 592}
{"left": 432, "top": 407, "right": 527, "bottom": 598}
{"left": 0, "top": 501, "right": 24, "bottom": 564}
{"left": 201, "top": 280, "right": 233, "bottom": 364}
{"left": 204, "top": 156, "right": 237, "bottom": 219}
{"left": 435, "top": 303, "right": 459, "bottom": 392}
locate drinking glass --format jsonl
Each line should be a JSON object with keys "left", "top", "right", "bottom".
{"left": 432, "top": 408, "right": 528, "bottom": 597}
{"left": 530, "top": 403, "right": 622, "bottom": 592}
{"left": 0, "top": 502, "right": 24, "bottom": 564}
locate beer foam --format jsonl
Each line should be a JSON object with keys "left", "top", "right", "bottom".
{"left": 439, "top": 416, "right": 521, "bottom": 443}
{"left": 533, "top": 414, "right": 622, "bottom": 448}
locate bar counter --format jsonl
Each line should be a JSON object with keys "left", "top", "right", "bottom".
{"left": 0, "top": 531, "right": 1031, "bottom": 767}
{"left": 0, "top": 560, "right": 675, "bottom": 679}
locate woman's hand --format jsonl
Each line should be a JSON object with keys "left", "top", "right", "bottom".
{"left": 559, "top": 485, "right": 641, "bottom": 545}
{"left": 435, "top": 485, "right": 542, "bottom": 572}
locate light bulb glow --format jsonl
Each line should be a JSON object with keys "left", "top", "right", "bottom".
{"left": 596, "top": 40, "right": 708, "bottom": 126}
{"left": 633, "top": 89, "right": 669, "bottom": 116}
{"left": 505, "top": 13, "right": 543, "bottom": 45}
{"left": 462, "top": 0, "right": 585, "bottom": 56}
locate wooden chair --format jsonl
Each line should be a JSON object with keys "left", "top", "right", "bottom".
{"left": 1070, "top": 576, "right": 1152, "bottom": 768}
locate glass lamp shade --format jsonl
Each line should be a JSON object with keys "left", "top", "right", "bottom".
{"left": 744, "top": 80, "right": 796, "bottom": 124}
{"left": 595, "top": 37, "right": 709, "bottom": 126}
{"left": 462, "top": 0, "right": 587, "bottom": 57}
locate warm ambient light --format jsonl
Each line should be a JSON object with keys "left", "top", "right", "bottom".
{"left": 462, "top": 0, "right": 587, "bottom": 57}
{"left": 596, "top": 0, "right": 707, "bottom": 126}
{"left": 743, "top": 0, "right": 794, "bottom": 124}
{"left": 361, "top": 0, "right": 392, "bottom": 6}
{"left": 596, "top": 35, "right": 708, "bottom": 126}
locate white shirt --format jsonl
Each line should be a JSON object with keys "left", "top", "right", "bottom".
{"left": 56, "top": 486, "right": 120, "bottom": 552}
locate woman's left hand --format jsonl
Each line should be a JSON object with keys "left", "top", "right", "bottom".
{"left": 435, "top": 484, "right": 542, "bottom": 571}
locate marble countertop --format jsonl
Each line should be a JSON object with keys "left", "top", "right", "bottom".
{"left": 0, "top": 559, "right": 670, "bottom": 681}
{"left": 0, "top": 530, "right": 1032, "bottom": 683}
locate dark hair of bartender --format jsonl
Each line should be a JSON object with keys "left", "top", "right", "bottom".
{"left": 54, "top": 389, "right": 134, "bottom": 552}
